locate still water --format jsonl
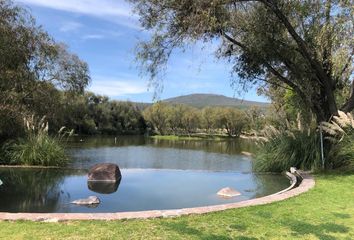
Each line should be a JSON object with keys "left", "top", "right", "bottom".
{"left": 0, "top": 136, "right": 289, "bottom": 213}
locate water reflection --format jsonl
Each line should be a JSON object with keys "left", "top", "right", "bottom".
{"left": 69, "top": 136, "right": 257, "bottom": 155}
{"left": 88, "top": 179, "right": 121, "bottom": 194}
{"left": 0, "top": 137, "right": 290, "bottom": 213}
{"left": 0, "top": 168, "right": 76, "bottom": 212}
{"left": 69, "top": 136, "right": 256, "bottom": 171}
{"left": 0, "top": 168, "right": 289, "bottom": 213}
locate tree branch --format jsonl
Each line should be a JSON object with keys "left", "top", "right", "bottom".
{"left": 254, "top": 77, "right": 292, "bottom": 91}
{"left": 220, "top": 30, "right": 309, "bottom": 107}
{"left": 261, "top": 0, "right": 339, "bottom": 115}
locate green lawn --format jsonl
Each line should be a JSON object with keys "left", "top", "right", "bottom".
{"left": 0, "top": 173, "right": 353, "bottom": 240}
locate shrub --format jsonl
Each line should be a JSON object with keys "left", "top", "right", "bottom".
{"left": 1, "top": 116, "right": 71, "bottom": 166}
{"left": 254, "top": 125, "right": 322, "bottom": 172}
{"left": 255, "top": 111, "right": 354, "bottom": 172}
{"left": 322, "top": 111, "right": 354, "bottom": 170}
{"left": 5, "top": 134, "right": 68, "bottom": 166}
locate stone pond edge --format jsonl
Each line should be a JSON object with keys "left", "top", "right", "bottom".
{"left": 0, "top": 169, "right": 315, "bottom": 222}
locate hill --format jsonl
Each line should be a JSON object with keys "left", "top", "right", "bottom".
{"left": 163, "top": 93, "right": 269, "bottom": 109}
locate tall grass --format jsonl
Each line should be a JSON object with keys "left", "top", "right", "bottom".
{"left": 254, "top": 125, "right": 322, "bottom": 172}
{"left": 255, "top": 111, "right": 354, "bottom": 172}
{"left": 6, "top": 134, "right": 68, "bottom": 166}
{"left": 322, "top": 111, "right": 354, "bottom": 170}
{"left": 1, "top": 116, "right": 72, "bottom": 166}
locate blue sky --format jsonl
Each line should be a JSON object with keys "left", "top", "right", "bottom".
{"left": 16, "top": 0, "right": 268, "bottom": 103}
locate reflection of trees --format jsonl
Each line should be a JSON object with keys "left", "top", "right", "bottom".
{"left": 68, "top": 136, "right": 147, "bottom": 149}
{"left": 68, "top": 136, "right": 257, "bottom": 155}
{"left": 0, "top": 169, "right": 75, "bottom": 212}
{"left": 251, "top": 174, "right": 290, "bottom": 198}
{"left": 68, "top": 136, "right": 258, "bottom": 171}
{"left": 149, "top": 138, "right": 256, "bottom": 155}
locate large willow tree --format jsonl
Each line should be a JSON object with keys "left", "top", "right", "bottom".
{"left": 129, "top": 0, "right": 353, "bottom": 123}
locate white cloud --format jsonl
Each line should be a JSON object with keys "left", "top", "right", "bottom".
{"left": 81, "top": 30, "right": 124, "bottom": 40}
{"left": 59, "top": 21, "right": 83, "bottom": 32}
{"left": 89, "top": 76, "right": 147, "bottom": 97}
{"left": 18, "top": 0, "right": 140, "bottom": 29}
{"left": 82, "top": 34, "right": 105, "bottom": 40}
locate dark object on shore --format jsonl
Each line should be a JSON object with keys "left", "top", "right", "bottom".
{"left": 88, "top": 163, "right": 122, "bottom": 182}
{"left": 88, "top": 179, "right": 121, "bottom": 194}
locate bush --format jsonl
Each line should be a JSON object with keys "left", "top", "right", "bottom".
{"left": 4, "top": 134, "right": 68, "bottom": 166}
{"left": 328, "top": 133, "right": 354, "bottom": 170}
{"left": 254, "top": 126, "right": 322, "bottom": 172}
{"left": 255, "top": 111, "right": 354, "bottom": 172}
{"left": 322, "top": 111, "right": 354, "bottom": 170}
{"left": 0, "top": 116, "right": 71, "bottom": 166}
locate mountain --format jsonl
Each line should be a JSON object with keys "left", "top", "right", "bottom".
{"left": 163, "top": 94, "right": 269, "bottom": 109}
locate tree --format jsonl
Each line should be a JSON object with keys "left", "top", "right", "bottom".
{"left": 143, "top": 102, "right": 170, "bottom": 135}
{"left": 215, "top": 108, "right": 248, "bottom": 137}
{"left": 0, "top": 0, "right": 90, "bottom": 139}
{"left": 129, "top": 0, "right": 353, "bottom": 123}
{"left": 181, "top": 106, "right": 200, "bottom": 135}
{"left": 245, "top": 106, "right": 266, "bottom": 131}
{"left": 166, "top": 104, "right": 187, "bottom": 134}
{"left": 201, "top": 107, "right": 218, "bottom": 133}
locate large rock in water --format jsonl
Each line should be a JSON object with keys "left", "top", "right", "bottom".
{"left": 217, "top": 187, "right": 241, "bottom": 198}
{"left": 88, "top": 163, "right": 121, "bottom": 182}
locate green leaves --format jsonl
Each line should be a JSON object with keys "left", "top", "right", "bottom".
{"left": 0, "top": 0, "right": 91, "bottom": 141}
{"left": 131, "top": 0, "right": 354, "bottom": 122}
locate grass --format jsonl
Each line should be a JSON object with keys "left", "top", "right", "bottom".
{"left": 254, "top": 127, "right": 322, "bottom": 172}
{"left": 0, "top": 116, "right": 71, "bottom": 167}
{"left": 2, "top": 134, "right": 68, "bottom": 167}
{"left": 0, "top": 173, "right": 353, "bottom": 239}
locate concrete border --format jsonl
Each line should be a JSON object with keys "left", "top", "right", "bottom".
{"left": 0, "top": 169, "right": 315, "bottom": 222}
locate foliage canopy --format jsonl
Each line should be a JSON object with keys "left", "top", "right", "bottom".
{"left": 130, "top": 0, "right": 353, "bottom": 122}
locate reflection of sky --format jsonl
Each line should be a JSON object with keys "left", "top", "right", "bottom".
{"left": 16, "top": 0, "right": 268, "bottom": 103}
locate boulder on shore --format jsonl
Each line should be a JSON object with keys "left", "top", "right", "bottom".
{"left": 217, "top": 187, "right": 241, "bottom": 198}
{"left": 88, "top": 163, "right": 121, "bottom": 182}
{"left": 71, "top": 196, "right": 100, "bottom": 205}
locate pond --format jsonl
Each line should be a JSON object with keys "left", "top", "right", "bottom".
{"left": 0, "top": 136, "right": 289, "bottom": 213}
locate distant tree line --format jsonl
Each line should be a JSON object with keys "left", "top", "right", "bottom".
{"left": 56, "top": 92, "right": 147, "bottom": 135}
{"left": 143, "top": 102, "right": 266, "bottom": 137}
